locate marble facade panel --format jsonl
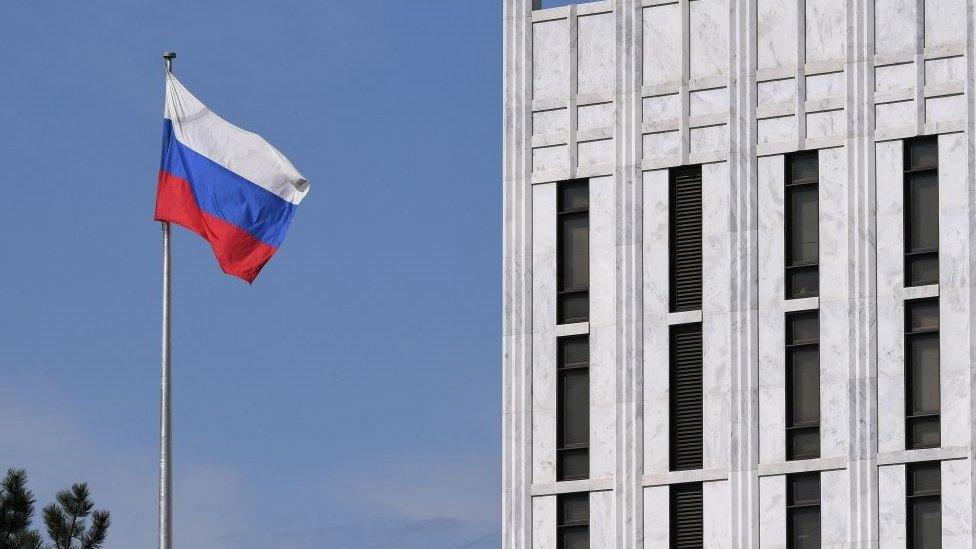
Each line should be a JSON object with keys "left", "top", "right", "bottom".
{"left": 590, "top": 490, "right": 615, "bottom": 547}
{"left": 577, "top": 103, "right": 614, "bottom": 132}
{"left": 578, "top": 139, "right": 614, "bottom": 167}
{"left": 577, "top": 12, "right": 615, "bottom": 95}
{"left": 807, "top": 72, "right": 845, "bottom": 102}
{"left": 758, "top": 79, "right": 796, "bottom": 108}
{"left": 759, "top": 475, "right": 787, "bottom": 548}
{"left": 689, "top": 0, "right": 729, "bottom": 80}
{"left": 806, "top": 0, "right": 847, "bottom": 64}
{"left": 757, "top": 0, "right": 797, "bottom": 70}
{"left": 875, "top": 0, "right": 916, "bottom": 55}
{"left": 937, "top": 133, "right": 970, "bottom": 449}
{"left": 533, "top": 19, "right": 569, "bottom": 101}
{"left": 925, "top": 95, "right": 966, "bottom": 126}
{"left": 643, "top": 94, "right": 680, "bottom": 125}
{"left": 758, "top": 116, "right": 797, "bottom": 145}
{"left": 643, "top": 131, "right": 681, "bottom": 158}
{"left": 643, "top": 169, "right": 670, "bottom": 473}
{"left": 878, "top": 464, "right": 907, "bottom": 548}
{"left": 533, "top": 495, "right": 556, "bottom": 549}
{"left": 534, "top": 108, "right": 569, "bottom": 137}
{"left": 875, "top": 63, "right": 915, "bottom": 94}
{"left": 533, "top": 183, "right": 558, "bottom": 483}
{"left": 690, "top": 87, "right": 729, "bottom": 118}
{"left": 924, "top": 0, "right": 967, "bottom": 49}
{"left": 875, "top": 101, "right": 916, "bottom": 131}
{"left": 533, "top": 144, "right": 570, "bottom": 173}
{"left": 642, "top": 3, "right": 681, "bottom": 86}
{"left": 941, "top": 459, "right": 972, "bottom": 545}
{"left": 690, "top": 124, "right": 727, "bottom": 153}
{"left": 703, "top": 480, "right": 732, "bottom": 547}
{"left": 643, "top": 485, "right": 669, "bottom": 548}
{"left": 821, "top": 469, "right": 849, "bottom": 547}
{"left": 925, "top": 56, "right": 966, "bottom": 87}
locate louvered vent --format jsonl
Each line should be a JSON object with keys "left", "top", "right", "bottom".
{"left": 671, "top": 483, "right": 704, "bottom": 549}
{"left": 670, "top": 167, "right": 703, "bottom": 312}
{"left": 670, "top": 323, "right": 703, "bottom": 471}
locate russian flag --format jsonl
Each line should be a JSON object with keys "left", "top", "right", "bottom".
{"left": 154, "top": 73, "right": 310, "bottom": 283}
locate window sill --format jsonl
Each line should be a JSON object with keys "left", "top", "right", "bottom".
{"left": 531, "top": 476, "right": 614, "bottom": 496}
{"left": 877, "top": 446, "right": 967, "bottom": 466}
{"left": 642, "top": 467, "right": 727, "bottom": 487}
{"left": 758, "top": 456, "right": 847, "bottom": 477}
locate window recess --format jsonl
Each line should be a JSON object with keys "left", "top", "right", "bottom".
{"left": 785, "top": 152, "right": 819, "bottom": 299}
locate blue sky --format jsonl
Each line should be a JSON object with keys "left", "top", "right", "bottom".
{"left": 0, "top": 2, "right": 500, "bottom": 547}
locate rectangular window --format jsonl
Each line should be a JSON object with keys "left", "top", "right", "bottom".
{"left": 787, "top": 473, "right": 821, "bottom": 549}
{"left": 558, "top": 180, "right": 590, "bottom": 324}
{"left": 670, "top": 166, "right": 703, "bottom": 312}
{"left": 904, "top": 137, "right": 939, "bottom": 287}
{"left": 670, "top": 323, "right": 703, "bottom": 471}
{"left": 557, "top": 336, "right": 589, "bottom": 481}
{"left": 906, "top": 299, "right": 940, "bottom": 449}
{"left": 558, "top": 492, "right": 589, "bottom": 549}
{"left": 786, "top": 312, "right": 820, "bottom": 461}
{"left": 785, "top": 152, "right": 819, "bottom": 299}
{"left": 670, "top": 483, "right": 703, "bottom": 549}
{"left": 907, "top": 462, "right": 941, "bottom": 549}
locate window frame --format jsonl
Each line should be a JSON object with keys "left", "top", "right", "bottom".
{"left": 557, "top": 492, "right": 590, "bottom": 549}
{"left": 784, "top": 151, "right": 820, "bottom": 300}
{"left": 906, "top": 461, "right": 941, "bottom": 549}
{"left": 903, "top": 137, "right": 939, "bottom": 288}
{"left": 557, "top": 335, "right": 590, "bottom": 481}
{"left": 669, "top": 322, "right": 704, "bottom": 472}
{"left": 669, "top": 482, "right": 704, "bottom": 549}
{"left": 905, "top": 298, "right": 941, "bottom": 450}
{"left": 669, "top": 165, "right": 703, "bottom": 313}
{"left": 786, "top": 472, "right": 821, "bottom": 549}
{"left": 557, "top": 179, "right": 590, "bottom": 324}
{"left": 785, "top": 311, "right": 821, "bottom": 461}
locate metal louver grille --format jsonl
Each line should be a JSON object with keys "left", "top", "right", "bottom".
{"left": 670, "top": 483, "right": 703, "bottom": 549}
{"left": 670, "top": 323, "right": 703, "bottom": 471}
{"left": 670, "top": 167, "right": 703, "bottom": 312}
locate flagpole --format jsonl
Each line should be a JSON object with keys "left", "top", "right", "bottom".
{"left": 159, "top": 50, "right": 175, "bottom": 549}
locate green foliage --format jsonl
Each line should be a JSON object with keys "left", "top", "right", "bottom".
{"left": 0, "top": 469, "right": 43, "bottom": 549}
{"left": 0, "top": 470, "right": 109, "bottom": 549}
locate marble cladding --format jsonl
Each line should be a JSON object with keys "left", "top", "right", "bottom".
{"left": 507, "top": 0, "right": 976, "bottom": 547}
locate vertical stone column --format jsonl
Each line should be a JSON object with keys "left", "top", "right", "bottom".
{"left": 503, "top": 1, "right": 537, "bottom": 547}
{"left": 614, "top": 1, "right": 643, "bottom": 547}
{"left": 728, "top": 0, "right": 761, "bottom": 546}
{"left": 845, "top": 0, "right": 879, "bottom": 545}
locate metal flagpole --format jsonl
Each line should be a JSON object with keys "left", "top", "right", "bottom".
{"left": 159, "top": 50, "right": 175, "bottom": 549}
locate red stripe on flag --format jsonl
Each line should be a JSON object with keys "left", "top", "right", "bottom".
{"left": 154, "top": 171, "right": 277, "bottom": 283}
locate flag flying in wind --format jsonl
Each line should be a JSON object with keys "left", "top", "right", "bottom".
{"left": 154, "top": 73, "right": 310, "bottom": 283}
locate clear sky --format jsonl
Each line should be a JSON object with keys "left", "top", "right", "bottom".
{"left": 0, "top": 2, "right": 501, "bottom": 548}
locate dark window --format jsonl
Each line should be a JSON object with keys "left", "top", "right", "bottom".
{"left": 670, "top": 483, "right": 703, "bottom": 549}
{"left": 785, "top": 152, "right": 819, "bottom": 299}
{"left": 670, "top": 323, "right": 703, "bottom": 471}
{"left": 558, "top": 180, "right": 589, "bottom": 324}
{"left": 904, "top": 138, "right": 939, "bottom": 287}
{"left": 906, "top": 299, "right": 940, "bottom": 449}
{"left": 558, "top": 492, "right": 589, "bottom": 549}
{"left": 786, "top": 312, "right": 820, "bottom": 461}
{"left": 787, "top": 473, "right": 821, "bottom": 549}
{"left": 558, "top": 336, "right": 589, "bottom": 481}
{"left": 907, "top": 462, "right": 941, "bottom": 549}
{"left": 670, "top": 166, "right": 703, "bottom": 312}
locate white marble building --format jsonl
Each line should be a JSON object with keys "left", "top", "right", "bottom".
{"left": 503, "top": 0, "right": 976, "bottom": 547}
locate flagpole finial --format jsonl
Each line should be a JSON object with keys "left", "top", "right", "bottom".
{"left": 162, "top": 52, "right": 176, "bottom": 73}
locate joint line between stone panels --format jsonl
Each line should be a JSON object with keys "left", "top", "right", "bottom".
{"left": 796, "top": 0, "right": 807, "bottom": 150}
{"left": 678, "top": 0, "right": 691, "bottom": 164}
{"left": 569, "top": 5, "right": 579, "bottom": 179}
